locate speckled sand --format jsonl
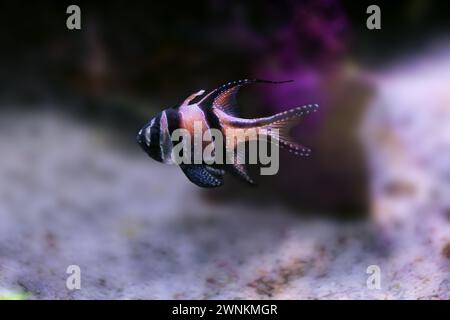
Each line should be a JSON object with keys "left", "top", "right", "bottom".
{"left": 0, "top": 107, "right": 448, "bottom": 299}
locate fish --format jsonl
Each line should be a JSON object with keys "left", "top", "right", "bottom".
{"left": 136, "top": 79, "right": 319, "bottom": 188}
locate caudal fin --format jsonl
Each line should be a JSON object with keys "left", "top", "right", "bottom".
{"left": 261, "top": 104, "right": 319, "bottom": 157}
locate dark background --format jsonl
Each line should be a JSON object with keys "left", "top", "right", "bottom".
{"left": 0, "top": 0, "right": 449, "bottom": 215}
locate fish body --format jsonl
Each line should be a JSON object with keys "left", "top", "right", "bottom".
{"left": 137, "top": 79, "right": 318, "bottom": 188}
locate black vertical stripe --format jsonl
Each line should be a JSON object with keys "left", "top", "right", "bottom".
{"left": 149, "top": 113, "right": 162, "bottom": 162}
{"left": 165, "top": 108, "right": 181, "bottom": 134}
{"left": 199, "top": 104, "right": 221, "bottom": 132}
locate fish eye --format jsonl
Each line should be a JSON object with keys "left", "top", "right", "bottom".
{"left": 150, "top": 125, "right": 159, "bottom": 135}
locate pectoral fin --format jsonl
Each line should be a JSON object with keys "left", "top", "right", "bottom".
{"left": 179, "top": 164, "right": 224, "bottom": 188}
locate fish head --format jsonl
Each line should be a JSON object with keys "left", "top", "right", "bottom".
{"left": 136, "top": 112, "right": 164, "bottom": 162}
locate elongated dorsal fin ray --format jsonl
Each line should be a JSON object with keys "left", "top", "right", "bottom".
{"left": 199, "top": 79, "right": 293, "bottom": 116}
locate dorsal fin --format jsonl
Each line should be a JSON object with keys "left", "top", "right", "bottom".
{"left": 181, "top": 90, "right": 205, "bottom": 106}
{"left": 199, "top": 79, "right": 293, "bottom": 116}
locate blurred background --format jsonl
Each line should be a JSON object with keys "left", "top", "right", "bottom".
{"left": 0, "top": 0, "right": 449, "bottom": 299}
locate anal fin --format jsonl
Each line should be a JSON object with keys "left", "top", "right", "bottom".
{"left": 226, "top": 146, "right": 255, "bottom": 185}
{"left": 227, "top": 163, "right": 255, "bottom": 185}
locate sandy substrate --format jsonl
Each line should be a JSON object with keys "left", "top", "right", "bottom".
{"left": 0, "top": 110, "right": 448, "bottom": 299}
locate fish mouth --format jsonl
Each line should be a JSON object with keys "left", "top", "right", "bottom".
{"left": 136, "top": 128, "right": 146, "bottom": 149}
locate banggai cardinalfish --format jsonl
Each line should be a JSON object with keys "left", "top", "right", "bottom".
{"left": 137, "top": 79, "right": 319, "bottom": 188}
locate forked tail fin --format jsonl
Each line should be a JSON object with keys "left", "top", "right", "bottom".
{"left": 260, "top": 104, "right": 319, "bottom": 157}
